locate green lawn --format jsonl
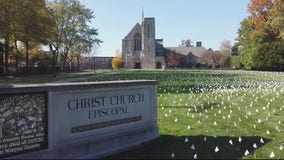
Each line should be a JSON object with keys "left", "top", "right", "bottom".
{"left": 89, "top": 69, "right": 284, "bottom": 159}
{"left": 2, "top": 69, "right": 283, "bottom": 159}
{"left": 0, "top": 69, "right": 113, "bottom": 85}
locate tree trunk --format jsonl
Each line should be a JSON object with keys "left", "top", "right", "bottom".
{"left": 4, "top": 38, "right": 10, "bottom": 75}
{"left": 77, "top": 55, "right": 80, "bottom": 71}
{"left": 14, "top": 40, "right": 19, "bottom": 73}
{"left": 0, "top": 43, "right": 4, "bottom": 75}
{"left": 25, "top": 41, "right": 29, "bottom": 73}
{"left": 49, "top": 44, "right": 58, "bottom": 77}
{"left": 60, "top": 53, "right": 65, "bottom": 71}
{"left": 69, "top": 56, "right": 73, "bottom": 71}
{"left": 61, "top": 49, "right": 69, "bottom": 71}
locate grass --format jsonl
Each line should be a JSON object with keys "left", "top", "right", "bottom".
{"left": 0, "top": 69, "right": 114, "bottom": 85}
{"left": 2, "top": 69, "right": 283, "bottom": 159}
{"left": 87, "top": 69, "right": 284, "bottom": 159}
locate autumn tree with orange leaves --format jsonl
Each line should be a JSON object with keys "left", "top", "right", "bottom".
{"left": 247, "top": 0, "right": 274, "bottom": 38}
{"left": 270, "top": 0, "right": 284, "bottom": 39}
{"left": 247, "top": 0, "right": 284, "bottom": 39}
{"left": 237, "top": 0, "right": 284, "bottom": 71}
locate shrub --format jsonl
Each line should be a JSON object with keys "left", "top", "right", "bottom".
{"left": 230, "top": 56, "right": 242, "bottom": 69}
{"left": 112, "top": 56, "right": 123, "bottom": 69}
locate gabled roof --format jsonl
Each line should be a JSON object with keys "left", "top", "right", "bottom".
{"left": 166, "top": 47, "right": 207, "bottom": 58}
{"left": 125, "top": 23, "right": 141, "bottom": 39}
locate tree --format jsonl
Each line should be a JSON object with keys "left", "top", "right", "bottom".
{"left": 30, "top": 50, "right": 53, "bottom": 73}
{"left": 0, "top": 0, "right": 53, "bottom": 74}
{"left": 231, "top": 43, "right": 239, "bottom": 56}
{"left": 270, "top": 0, "right": 284, "bottom": 39}
{"left": 70, "top": 37, "right": 93, "bottom": 71}
{"left": 219, "top": 40, "right": 231, "bottom": 68}
{"left": 236, "top": 0, "right": 284, "bottom": 71}
{"left": 236, "top": 18, "right": 259, "bottom": 70}
{"left": 252, "top": 41, "right": 284, "bottom": 71}
{"left": 112, "top": 56, "right": 123, "bottom": 69}
{"left": 0, "top": 0, "right": 101, "bottom": 75}
{"left": 70, "top": 22, "right": 102, "bottom": 71}
{"left": 11, "top": 0, "right": 53, "bottom": 73}
{"left": 219, "top": 40, "right": 231, "bottom": 53}
{"left": 199, "top": 49, "right": 221, "bottom": 68}
{"left": 0, "top": 43, "right": 4, "bottom": 73}
{"left": 230, "top": 43, "right": 242, "bottom": 69}
{"left": 247, "top": 0, "right": 274, "bottom": 39}
{"left": 47, "top": 0, "right": 102, "bottom": 72}
{"left": 230, "top": 56, "right": 242, "bottom": 69}
{"left": 166, "top": 51, "right": 182, "bottom": 68}
{"left": 45, "top": 0, "right": 102, "bottom": 70}
{"left": 46, "top": 0, "right": 65, "bottom": 75}
{"left": 0, "top": 0, "right": 18, "bottom": 74}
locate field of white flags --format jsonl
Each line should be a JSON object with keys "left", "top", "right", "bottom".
{"left": 90, "top": 70, "right": 284, "bottom": 159}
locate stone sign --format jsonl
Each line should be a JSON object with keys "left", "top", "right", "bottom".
{"left": 0, "top": 80, "right": 159, "bottom": 159}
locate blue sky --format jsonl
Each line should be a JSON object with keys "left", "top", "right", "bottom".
{"left": 79, "top": 0, "right": 250, "bottom": 57}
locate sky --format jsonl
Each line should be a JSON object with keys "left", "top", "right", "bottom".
{"left": 79, "top": 0, "right": 250, "bottom": 57}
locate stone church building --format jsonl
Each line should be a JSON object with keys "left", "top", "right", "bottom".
{"left": 122, "top": 17, "right": 208, "bottom": 69}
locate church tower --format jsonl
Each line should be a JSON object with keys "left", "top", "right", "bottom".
{"left": 141, "top": 18, "right": 156, "bottom": 69}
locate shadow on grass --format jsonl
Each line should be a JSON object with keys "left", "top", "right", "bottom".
{"left": 104, "top": 135, "right": 271, "bottom": 159}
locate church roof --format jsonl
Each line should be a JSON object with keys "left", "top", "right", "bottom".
{"left": 125, "top": 23, "right": 141, "bottom": 39}
{"left": 166, "top": 46, "right": 207, "bottom": 58}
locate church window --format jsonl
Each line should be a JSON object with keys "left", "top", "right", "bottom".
{"left": 147, "top": 25, "right": 151, "bottom": 38}
{"left": 134, "top": 34, "right": 141, "bottom": 51}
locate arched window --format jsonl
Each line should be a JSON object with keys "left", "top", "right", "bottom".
{"left": 134, "top": 34, "right": 141, "bottom": 51}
